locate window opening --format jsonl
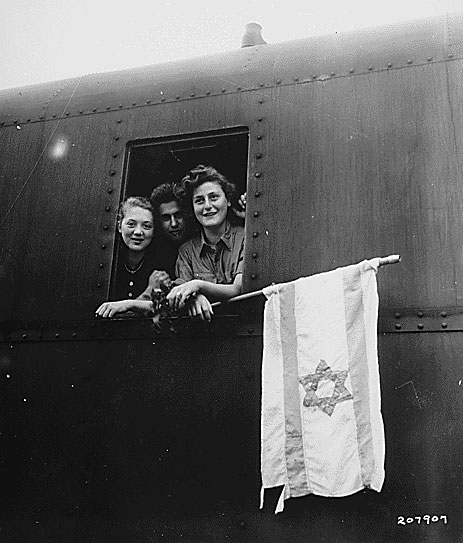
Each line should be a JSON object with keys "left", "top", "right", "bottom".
{"left": 109, "top": 127, "right": 249, "bottom": 319}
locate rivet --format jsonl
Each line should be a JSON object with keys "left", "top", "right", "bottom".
{"left": 248, "top": 328, "right": 254, "bottom": 334}
{"left": 107, "top": 187, "right": 113, "bottom": 194}
{"left": 117, "top": 119, "right": 122, "bottom": 123}
{"left": 105, "top": 206, "right": 111, "bottom": 212}
{"left": 237, "top": 87, "right": 242, "bottom": 91}
{"left": 118, "top": 104, "right": 123, "bottom": 109}
{"left": 256, "top": 153, "right": 262, "bottom": 159}
{"left": 101, "top": 244, "right": 107, "bottom": 249}
{"left": 349, "top": 68, "right": 355, "bottom": 74}
{"left": 417, "top": 311, "right": 424, "bottom": 318}
{"left": 417, "top": 323, "right": 424, "bottom": 330}
{"left": 106, "top": 106, "right": 111, "bottom": 110}
{"left": 251, "top": 274, "right": 258, "bottom": 280}
{"left": 427, "top": 57, "right": 433, "bottom": 62}
{"left": 441, "top": 311, "right": 447, "bottom": 318}
{"left": 258, "top": 99, "right": 264, "bottom": 104}
{"left": 176, "top": 95, "right": 180, "bottom": 100}
{"left": 72, "top": 332, "right": 77, "bottom": 338}
{"left": 254, "top": 191, "right": 261, "bottom": 197}
{"left": 252, "top": 232, "right": 259, "bottom": 238}
{"left": 368, "top": 66, "right": 373, "bottom": 71}
{"left": 256, "top": 135, "right": 262, "bottom": 140}
{"left": 161, "top": 97, "right": 165, "bottom": 102}
{"left": 93, "top": 108, "right": 97, "bottom": 112}
{"left": 255, "top": 172, "right": 261, "bottom": 178}
{"left": 221, "top": 88, "right": 226, "bottom": 93}
{"left": 52, "top": 114, "right": 56, "bottom": 118}
{"left": 22, "top": 334, "right": 27, "bottom": 339}
{"left": 448, "top": 53, "right": 454, "bottom": 59}
{"left": 330, "top": 72, "right": 336, "bottom": 76}
{"left": 97, "top": 283, "right": 102, "bottom": 288}
{"left": 276, "top": 79, "right": 282, "bottom": 84}
{"left": 252, "top": 252, "right": 258, "bottom": 258}
{"left": 79, "top": 110, "right": 83, "bottom": 114}
{"left": 312, "top": 75, "right": 318, "bottom": 79}
{"left": 110, "top": 170, "right": 116, "bottom": 176}
{"left": 253, "top": 211, "right": 260, "bottom": 217}
{"left": 146, "top": 100, "right": 151, "bottom": 104}
{"left": 387, "top": 62, "right": 393, "bottom": 68}
{"left": 258, "top": 117, "right": 263, "bottom": 122}
{"left": 103, "top": 225, "right": 109, "bottom": 230}
{"left": 294, "top": 77, "right": 299, "bottom": 81}
{"left": 395, "top": 323, "right": 402, "bottom": 330}
{"left": 190, "top": 93, "right": 195, "bottom": 97}
{"left": 132, "top": 102, "right": 136, "bottom": 106}
{"left": 395, "top": 312, "right": 401, "bottom": 319}
{"left": 114, "top": 136, "right": 120, "bottom": 141}
{"left": 55, "top": 333, "right": 60, "bottom": 338}
{"left": 442, "top": 322, "right": 448, "bottom": 329}
{"left": 99, "top": 263, "right": 104, "bottom": 269}
{"left": 65, "top": 112, "right": 70, "bottom": 116}
{"left": 206, "top": 91, "right": 211, "bottom": 95}
{"left": 407, "top": 59, "right": 413, "bottom": 65}
{"left": 39, "top": 115, "right": 43, "bottom": 119}
{"left": 259, "top": 83, "right": 264, "bottom": 87}
{"left": 112, "top": 153, "right": 118, "bottom": 158}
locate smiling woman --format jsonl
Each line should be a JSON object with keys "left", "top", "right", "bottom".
{"left": 95, "top": 196, "right": 171, "bottom": 318}
{"left": 166, "top": 165, "right": 245, "bottom": 321}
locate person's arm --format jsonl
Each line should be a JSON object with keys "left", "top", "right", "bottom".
{"left": 95, "top": 299, "right": 153, "bottom": 319}
{"left": 167, "top": 273, "right": 242, "bottom": 311}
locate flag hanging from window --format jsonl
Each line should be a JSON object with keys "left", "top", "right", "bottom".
{"left": 260, "top": 259, "right": 385, "bottom": 513}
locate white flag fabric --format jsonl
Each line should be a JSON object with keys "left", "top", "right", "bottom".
{"left": 260, "top": 259, "right": 385, "bottom": 513}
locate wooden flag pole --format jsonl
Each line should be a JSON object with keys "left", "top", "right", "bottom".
{"left": 211, "top": 254, "right": 401, "bottom": 308}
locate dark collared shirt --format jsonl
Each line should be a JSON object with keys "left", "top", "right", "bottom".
{"left": 175, "top": 224, "right": 244, "bottom": 284}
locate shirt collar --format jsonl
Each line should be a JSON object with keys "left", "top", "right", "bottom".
{"left": 200, "top": 221, "right": 232, "bottom": 253}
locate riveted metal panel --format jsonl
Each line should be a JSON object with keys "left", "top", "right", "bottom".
{"left": 1, "top": 13, "right": 461, "bottom": 126}
{"left": 1, "top": 328, "right": 462, "bottom": 541}
{"left": 247, "top": 59, "right": 463, "bottom": 310}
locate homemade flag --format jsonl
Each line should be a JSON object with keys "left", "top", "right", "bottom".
{"left": 260, "top": 259, "right": 385, "bottom": 513}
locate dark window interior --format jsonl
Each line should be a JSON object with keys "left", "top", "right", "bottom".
{"left": 110, "top": 127, "right": 249, "bottom": 300}
{"left": 124, "top": 128, "right": 249, "bottom": 201}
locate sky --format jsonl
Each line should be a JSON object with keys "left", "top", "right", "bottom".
{"left": 1, "top": 0, "right": 461, "bottom": 90}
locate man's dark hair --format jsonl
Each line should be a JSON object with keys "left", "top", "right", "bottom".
{"left": 150, "top": 183, "right": 178, "bottom": 213}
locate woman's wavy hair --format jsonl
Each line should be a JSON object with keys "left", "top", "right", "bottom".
{"left": 173, "top": 165, "right": 237, "bottom": 219}
{"left": 117, "top": 196, "right": 154, "bottom": 227}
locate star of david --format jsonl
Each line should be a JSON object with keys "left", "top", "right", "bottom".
{"left": 299, "top": 360, "right": 353, "bottom": 416}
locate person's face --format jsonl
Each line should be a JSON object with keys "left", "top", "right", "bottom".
{"left": 118, "top": 206, "right": 154, "bottom": 252}
{"left": 192, "top": 181, "right": 230, "bottom": 230}
{"left": 158, "top": 201, "right": 186, "bottom": 243}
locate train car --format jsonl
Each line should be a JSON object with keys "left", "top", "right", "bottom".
{"left": 1, "top": 12, "right": 462, "bottom": 543}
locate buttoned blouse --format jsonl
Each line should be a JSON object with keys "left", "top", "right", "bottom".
{"left": 113, "top": 247, "right": 161, "bottom": 300}
{"left": 175, "top": 224, "right": 244, "bottom": 284}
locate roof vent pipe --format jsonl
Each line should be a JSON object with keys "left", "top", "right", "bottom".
{"left": 241, "top": 22, "right": 267, "bottom": 47}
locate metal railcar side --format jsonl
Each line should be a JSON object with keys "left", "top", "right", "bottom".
{"left": 1, "top": 12, "right": 462, "bottom": 543}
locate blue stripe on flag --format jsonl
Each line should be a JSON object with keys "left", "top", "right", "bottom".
{"left": 280, "top": 282, "right": 311, "bottom": 496}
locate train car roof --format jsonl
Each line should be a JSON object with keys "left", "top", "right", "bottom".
{"left": 0, "top": 11, "right": 462, "bottom": 126}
